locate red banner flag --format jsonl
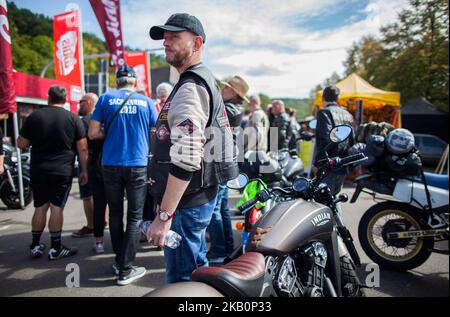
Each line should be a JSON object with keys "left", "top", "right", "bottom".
{"left": 89, "top": 0, "right": 125, "bottom": 68}
{"left": 0, "top": 0, "right": 17, "bottom": 114}
{"left": 53, "top": 10, "right": 84, "bottom": 112}
{"left": 125, "top": 52, "right": 152, "bottom": 97}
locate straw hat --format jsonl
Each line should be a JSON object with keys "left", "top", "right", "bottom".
{"left": 221, "top": 75, "right": 249, "bottom": 103}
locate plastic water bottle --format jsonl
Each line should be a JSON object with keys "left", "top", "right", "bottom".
{"left": 137, "top": 220, "right": 182, "bottom": 249}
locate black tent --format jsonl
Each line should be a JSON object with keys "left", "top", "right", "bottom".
{"left": 402, "top": 97, "right": 449, "bottom": 143}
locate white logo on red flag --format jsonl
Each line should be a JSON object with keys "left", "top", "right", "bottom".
{"left": 89, "top": 0, "right": 125, "bottom": 67}
{"left": 124, "top": 51, "right": 152, "bottom": 97}
{"left": 56, "top": 31, "right": 78, "bottom": 76}
{"left": 134, "top": 64, "right": 147, "bottom": 91}
{"left": 0, "top": 0, "right": 17, "bottom": 114}
{"left": 0, "top": 0, "right": 11, "bottom": 44}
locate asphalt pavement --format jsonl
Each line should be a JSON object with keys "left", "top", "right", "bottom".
{"left": 0, "top": 180, "right": 448, "bottom": 297}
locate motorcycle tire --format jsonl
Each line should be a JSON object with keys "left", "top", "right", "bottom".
{"left": 1, "top": 176, "right": 33, "bottom": 209}
{"left": 358, "top": 201, "right": 433, "bottom": 271}
{"left": 340, "top": 255, "right": 365, "bottom": 297}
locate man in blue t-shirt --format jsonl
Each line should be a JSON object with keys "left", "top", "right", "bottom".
{"left": 89, "top": 65, "right": 157, "bottom": 286}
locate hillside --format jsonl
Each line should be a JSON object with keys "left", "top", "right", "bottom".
{"left": 7, "top": 1, "right": 313, "bottom": 110}
{"left": 279, "top": 98, "right": 312, "bottom": 120}
{"left": 8, "top": 1, "right": 167, "bottom": 79}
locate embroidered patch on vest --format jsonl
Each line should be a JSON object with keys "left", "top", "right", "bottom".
{"left": 176, "top": 119, "right": 198, "bottom": 135}
{"left": 156, "top": 124, "right": 170, "bottom": 141}
{"left": 163, "top": 102, "right": 171, "bottom": 110}
{"left": 217, "top": 105, "right": 230, "bottom": 128}
{"left": 159, "top": 113, "right": 168, "bottom": 121}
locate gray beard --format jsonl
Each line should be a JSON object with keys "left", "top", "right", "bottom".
{"left": 166, "top": 50, "right": 193, "bottom": 69}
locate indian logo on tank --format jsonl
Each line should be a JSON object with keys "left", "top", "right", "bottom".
{"left": 310, "top": 213, "right": 331, "bottom": 227}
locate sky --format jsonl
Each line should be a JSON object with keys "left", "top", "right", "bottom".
{"left": 12, "top": 0, "right": 410, "bottom": 98}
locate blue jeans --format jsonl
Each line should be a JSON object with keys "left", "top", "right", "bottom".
{"left": 207, "top": 185, "right": 234, "bottom": 257}
{"left": 164, "top": 198, "right": 217, "bottom": 283}
{"left": 102, "top": 166, "right": 147, "bottom": 273}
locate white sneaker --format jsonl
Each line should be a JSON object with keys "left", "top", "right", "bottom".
{"left": 117, "top": 266, "right": 146, "bottom": 286}
{"left": 93, "top": 243, "right": 105, "bottom": 254}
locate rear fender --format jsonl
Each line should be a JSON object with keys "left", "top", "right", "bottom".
{"left": 143, "top": 281, "right": 224, "bottom": 297}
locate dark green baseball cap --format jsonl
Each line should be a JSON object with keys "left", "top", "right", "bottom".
{"left": 149, "top": 13, "right": 206, "bottom": 43}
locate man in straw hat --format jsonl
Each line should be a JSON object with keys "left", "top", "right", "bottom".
{"left": 147, "top": 13, "right": 239, "bottom": 283}
{"left": 207, "top": 75, "right": 249, "bottom": 264}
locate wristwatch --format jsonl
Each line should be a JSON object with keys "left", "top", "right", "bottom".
{"left": 158, "top": 209, "right": 174, "bottom": 222}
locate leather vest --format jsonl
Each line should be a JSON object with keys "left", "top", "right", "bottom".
{"left": 149, "top": 63, "right": 239, "bottom": 198}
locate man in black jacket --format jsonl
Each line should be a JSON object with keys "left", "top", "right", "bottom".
{"left": 207, "top": 75, "right": 247, "bottom": 263}
{"left": 315, "top": 86, "right": 354, "bottom": 196}
{"left": 270, "top": 100, "right": 293, "bottom": 150}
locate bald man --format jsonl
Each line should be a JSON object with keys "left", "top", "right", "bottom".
{"left": 72, "top": 93, "right": 99, "bottom": 239}
{"left": 270, "top": 100, "right": 293, "bottom": 150}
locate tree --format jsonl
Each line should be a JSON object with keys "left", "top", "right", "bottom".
{"left": 259, "top": 94, "right": 272, "bottom": 111}
{"left": 381, "top": 0, "right": 449, "bottom": 111}
{"left": 323, "top": 72, "right": 342, "bottom": 87}
{"left": 343, "top": 36, "right": 392, "bottom": 88}
{"left": 341, "top": 0, "right": 449, "bottom": 111}
{"left": 150, "top": 53, "right": 168, "bottom": 69}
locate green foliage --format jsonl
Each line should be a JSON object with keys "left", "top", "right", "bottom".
{"left": 8, "top": 1, "right": 52, "bottom": 38}
{"left": 150, "top": 54, "right": 168, "bottom": 69}
{"left": 82, "top": 32, "right": 108, "bottom": 75}
{"left": 279, "top": 98, "right": 311, "bottom": 120}
{"left": 258, "top": 94, "right": 272, "bottom": 110}
{"left": 8, "top": 1, "right": 54, "bottom": 77}
{"left": 8, "top": 1, "right": 168, "bottom": 84}
{"left": 341, "top": 0, "right": 449, "bottom": 112}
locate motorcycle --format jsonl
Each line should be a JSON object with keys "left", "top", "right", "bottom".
{"left": 233, "top": 126, "right": 316, "bottom": 256}
{"left": 145, "top": 124, "right": 366, "bottom": 297}
{"left": 239, "top": 130, "right": 314, "bottom": 189}
{"left": 351, "top": 168, "right": 449, "bottom": 271}
{"left": 0, "top": 143, "right": 33, "bottom": 209}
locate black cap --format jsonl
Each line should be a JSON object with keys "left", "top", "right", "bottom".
{"left": 116, "top": 64, "right": 136, "bottom": 79}
{"left": 149, "top": 13, "right": 206, "bottom": 43}
{"left": 323, "top": 85, "right": 340, "bottom": 102}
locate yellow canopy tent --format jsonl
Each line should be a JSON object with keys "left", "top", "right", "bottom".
{"left": 315, "top": 73, "right": 401, "bottom": 125}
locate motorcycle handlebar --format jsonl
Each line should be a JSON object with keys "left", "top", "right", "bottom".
{"left": 336, "top": 153, "right": 366, "bottom": 167}
{"left": 237, "top": 187, "right": 287, "bottom": 212}
{"left": 238, "top": 196, "right": 260, "bottom": 212}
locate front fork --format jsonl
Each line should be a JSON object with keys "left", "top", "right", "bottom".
{"left": 334, "top": 203, "right": 361, "bottom": 266}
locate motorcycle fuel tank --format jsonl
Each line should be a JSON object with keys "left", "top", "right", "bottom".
{"left": 284, "top": 156, "right": 304, "bottom": 179}
{"left": 246, "top": 199, "right": 334, "bottom": 254}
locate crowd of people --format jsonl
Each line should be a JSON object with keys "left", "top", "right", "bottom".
{"left": 13, "top": 13, "right": 354, "bottom": 287}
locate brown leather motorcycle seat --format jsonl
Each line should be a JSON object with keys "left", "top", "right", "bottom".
{"left": 191, "top": 252, "right": 266, "bottom": 297}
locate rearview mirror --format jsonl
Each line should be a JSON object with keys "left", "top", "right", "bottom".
{"left": 329, "top": 125, "right": 352, "bottom": 143}
{"left": 227, "top": 173, "right": 249, "bottom": 190}
{"left": 308, "top": 119, "right": 317, "bottom": 129}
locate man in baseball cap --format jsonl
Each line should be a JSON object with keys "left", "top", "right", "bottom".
{"left": 116, "top": 64, "right": 136, "bottom": 79}
{"left": 149, "top": 13, "right": 206, "bottom": 43}
{"left": 147, "top": 13, "right": 239, "bottom": 284}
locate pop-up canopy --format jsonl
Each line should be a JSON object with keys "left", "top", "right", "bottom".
{"left": 315, "top": 73, "right": 401, "bottom": 109}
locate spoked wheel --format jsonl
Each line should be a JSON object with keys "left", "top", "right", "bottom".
{"left": 359, "top": 202, "right": 433, "bottom": 271}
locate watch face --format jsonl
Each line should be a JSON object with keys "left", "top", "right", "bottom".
{"left": 159, "top": 211, "right": 169, "bottom": 221}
